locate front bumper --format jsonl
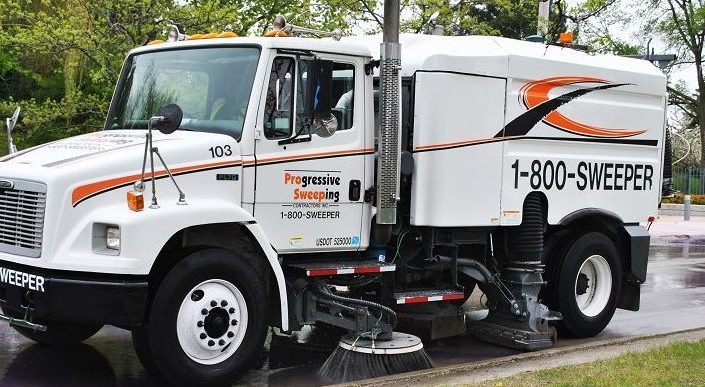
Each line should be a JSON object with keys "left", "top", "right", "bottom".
{"left": 0, "top": 260, "right": 148, "bottom": 327}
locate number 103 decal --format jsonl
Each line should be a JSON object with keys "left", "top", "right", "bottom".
{"left": 209, "top": 145, "right": 232, "bottom": 158}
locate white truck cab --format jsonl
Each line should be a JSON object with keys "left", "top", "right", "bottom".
{"left": 0, "top": 30, "right": 666, "bottom": 385}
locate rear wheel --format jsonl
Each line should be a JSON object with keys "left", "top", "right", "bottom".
{"left": 545, "top": 232, "right": 621, "bottom": 338}
{"left": 1, "top": 307, "right": 102, "bottom": 345}
{"left": 132, "top": 248, "right": 268, "bottom": 386}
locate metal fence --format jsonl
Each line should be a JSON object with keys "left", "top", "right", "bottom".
{"left": 673, "top": 165, "right": 705, "bottom": 195}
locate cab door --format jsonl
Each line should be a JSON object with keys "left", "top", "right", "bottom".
{"left": 253, "top": 53, "right": 370, "bottom": 253}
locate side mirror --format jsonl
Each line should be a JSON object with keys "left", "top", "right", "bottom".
{"left": 305, "top": 60, "right": 333, "bottom": 119}
{"left": 152, "top": 104, "right": 183, "bottom": 134}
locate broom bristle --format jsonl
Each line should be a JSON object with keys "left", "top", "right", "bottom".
{"left": 317, "top": 344, "right": 436, "bottom": 383}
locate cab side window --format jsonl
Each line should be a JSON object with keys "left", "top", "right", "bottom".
{"left": 264, "top": 57, "right": 355, "bottom": 140}
{"left": 298, "top": 61, "right": 355, "bottom": 131}
{"left": 264, "top": 57, "right": 295, "bottom": 139}
{"left": 331, "top": 63, "right": 355, "bottom": 130}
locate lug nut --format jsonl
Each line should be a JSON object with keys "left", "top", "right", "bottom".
{"left": 197, "top": 321, "right": 204, "bottom": 327}
{"left": 201, "top": 308, "right": 208, "bottom": 315}
{"left": 229, "top": 307, "right": 235, "bottom": 314}
{"left": 231, "top": 319, "right": 238, "bottom": 326}
{"left": 219, "top": 339, "right": 225, "bottom": 346}
{"left": 227, "top": 332, "right": 234, "bottom": 338}
{"left": 200, "top": 333, "right": 207, "bottom": 339}
{"left": 210, "top": 300, "right": 217, "bottom": 307}
{"left": 208, "top": 340, "right": 215, "bottom": 347}
{"left": 221, "top": 300, "right": 228, "bottom": 307}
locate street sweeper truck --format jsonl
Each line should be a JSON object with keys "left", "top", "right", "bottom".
{"left": 0, "top": 2, "right": 666, "bottom": 384}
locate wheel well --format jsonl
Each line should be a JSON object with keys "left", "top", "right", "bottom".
{"left": 545, "top": 212, "right": 632, "bottom": 301}
{"left": 147, "top": 222, "right": 282, "bottom": 327}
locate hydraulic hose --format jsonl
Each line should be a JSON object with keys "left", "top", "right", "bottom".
{"left": 455, "top": 257, "right": 496, "bottom": 285}
{"left": 314, "top": 285, "right": 397, "bottom": 327}
{"left": 510, "top": 193, "right": 545, "bottom": 264}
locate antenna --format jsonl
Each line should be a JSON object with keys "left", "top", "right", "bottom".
{"left": 5, "top": 107, "right": 20, "bottom": 155}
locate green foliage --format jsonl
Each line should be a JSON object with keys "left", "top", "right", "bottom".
{"left": 0, "top": 0, "right": 620, "bottom": 153}
{"left": 488, "top": 339, "right": 705, "bottom": 386}
{"left": 645, "top": 0, "right": 705, "bottom": 168}
{"left": 402, "top": 0, "right": 539, "bottom": 38}
{"left": 0, "top": 93, "right": 107, "bottom": 149}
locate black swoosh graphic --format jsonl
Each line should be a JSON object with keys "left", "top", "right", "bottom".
{"left": 497, "top": 83, "right": 629, "bottom": 138}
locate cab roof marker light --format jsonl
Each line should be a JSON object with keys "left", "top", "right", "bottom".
{"left": 167, "top": 25, "right": 188, "bottom": 42}
{"left": 218, "top": 31, "right": 238, "bottom": 38}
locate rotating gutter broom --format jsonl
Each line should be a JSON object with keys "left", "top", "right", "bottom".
{"left": 318, "top": 0, "right": 435, "bottom": 382}
{"left": 316, "top": 287, "right": 435, "bottom": 383}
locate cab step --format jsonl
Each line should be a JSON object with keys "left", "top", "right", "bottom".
{"left": 394, "top": 289, "right": 465, "bottom": 304}
{"left": 287, "top": 260, "right": 396, "bottom": 277}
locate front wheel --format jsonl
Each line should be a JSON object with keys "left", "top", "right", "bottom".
{"left": 132, "top": 249, "right": 269, "bottom": 386}
{"left": 545, "top": 232, "right": 622, "bottom": 338}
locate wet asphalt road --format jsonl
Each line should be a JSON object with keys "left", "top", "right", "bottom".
{"left": 1, "top": 238, "right": 704, "bottom": 387}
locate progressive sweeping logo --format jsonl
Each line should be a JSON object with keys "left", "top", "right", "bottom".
{"left": 499, "top": 76, "right": 646, "bottom": 139}
{"left": 283, "top": 170, "right": 341, "bottom": 202}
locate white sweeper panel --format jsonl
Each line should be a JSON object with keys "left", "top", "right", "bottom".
{"left": 498, "top": 57, "right": 667, "bottom": 226}
{"left": 410, "top": 71, "right": 507, "bottom": 227}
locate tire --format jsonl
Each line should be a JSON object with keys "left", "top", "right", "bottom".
{"left": 132, "top": 248, "right": 268, "bottom": 386}
{"left": 544, "top": 232, "right": 622, "bottom": 338}
{"left": 1, "top": 307, "right": 102, "bottom": 345}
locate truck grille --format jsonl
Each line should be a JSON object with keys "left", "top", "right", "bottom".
{"left": 0, "top": 180, "right": 47, "bottom": 258}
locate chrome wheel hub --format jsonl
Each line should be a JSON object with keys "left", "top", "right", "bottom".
{"left": 176, "top": 279, "right": 248, "bottom": 365}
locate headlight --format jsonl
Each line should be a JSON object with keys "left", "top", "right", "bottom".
{"left": 106, "top": 227, "right": 121, "bottom": 250}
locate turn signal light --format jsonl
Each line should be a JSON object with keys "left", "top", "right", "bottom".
{"left": 559, "top": 31, "right": 574, "bottom": 44}
{"left": 127, "top": 191, "right": 144, "bottom": 212}
{"left": 264, "top": 29, "right": 288, "bottom": 37}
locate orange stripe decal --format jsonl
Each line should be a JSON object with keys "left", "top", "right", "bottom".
{"left": 255, "top": 147, "right": 375, "bottom": 165}
{"left": 71, "top": 159, "right": 242, "bottom": 206}
{"left": 71, "top": 148, "right": 374, "bottom": 206}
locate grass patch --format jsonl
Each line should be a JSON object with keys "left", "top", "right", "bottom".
{"left": 486, "top": 339, "right": 705, "bottom": 387}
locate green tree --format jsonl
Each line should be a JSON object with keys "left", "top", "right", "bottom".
{"left": 645, "top": 0, "right": 705, "bottom": 168}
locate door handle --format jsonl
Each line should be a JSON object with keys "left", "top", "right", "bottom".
{"left": 349, "top": 180, "right": 361, "bottom": 201}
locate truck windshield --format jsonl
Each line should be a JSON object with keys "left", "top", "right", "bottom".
{"left": 106, "top": 46, "right": 260, "bottom": 139}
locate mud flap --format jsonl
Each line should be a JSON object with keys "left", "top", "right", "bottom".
{"left": 618, "top": 225, "right": 650, "bottom": 311}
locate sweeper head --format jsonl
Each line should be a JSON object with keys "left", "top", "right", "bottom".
{"left": 318, "top": 332, "right": 435, "bottom": 383}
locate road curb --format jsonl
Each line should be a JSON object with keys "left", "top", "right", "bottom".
{"left": 338, "top": 327, "right": 705, "bottom": 386}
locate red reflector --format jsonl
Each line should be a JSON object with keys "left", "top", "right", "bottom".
{"left": 647, "top": 216, "right": 656, "bottom": 222}
{"left": 354, "top": 266, "right": 382, "bottom": 274}
{"left": 308, "top": 269, "right": 338, "bottom": 277}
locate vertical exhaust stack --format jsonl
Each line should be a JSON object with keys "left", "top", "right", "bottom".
{"left": 377, "top": 0, "right": 402, "bottom": 225}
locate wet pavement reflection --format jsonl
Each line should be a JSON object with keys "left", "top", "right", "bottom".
{"left": 1, "top": 240, "right": 704, "bottom": 386}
